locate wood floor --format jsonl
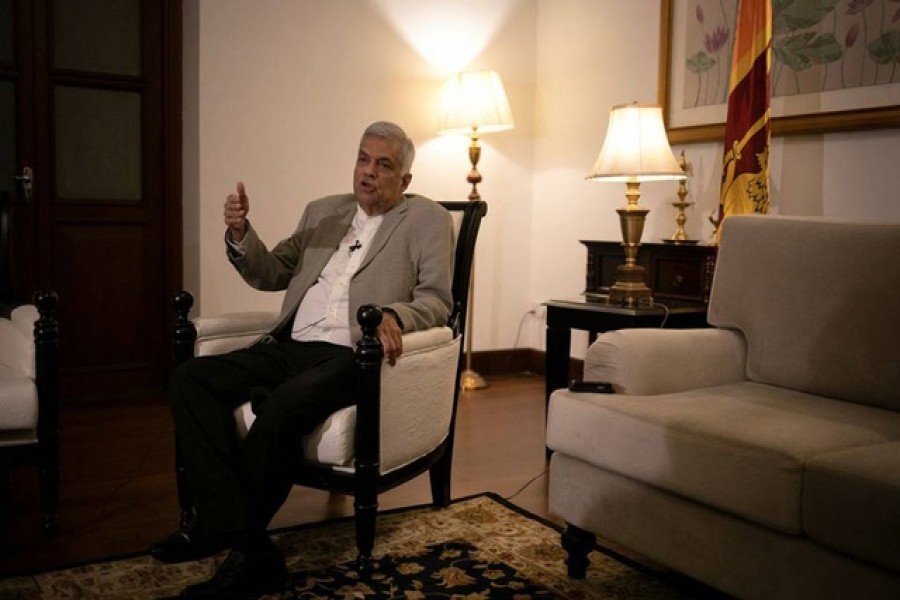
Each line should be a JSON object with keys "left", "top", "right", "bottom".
{"left": 0, "top": 374, "right": 556, "bottom": 577}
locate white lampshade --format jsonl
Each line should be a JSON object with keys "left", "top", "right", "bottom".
{"left": 588, "top": 102, "right": 685, "bottom": 183}
{"left": 439, "top": 70, "right": 514, "bottom": 135}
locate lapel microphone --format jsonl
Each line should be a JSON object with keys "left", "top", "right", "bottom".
{"left": 349, "top": 240, "right": 362, "bottom": 255}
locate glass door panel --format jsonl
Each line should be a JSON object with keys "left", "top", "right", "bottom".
{"left": 54, "top": 86, "right": 142, "bottom": 201}
{"left": 0, "top": 0, "right": 13, "bottom": 64}
{"left": 1, "top": 0, "right": 15, "bottom": 197}
{"left": 0, "top": 81, "right": 14, "bottom": 196}
{"left": 52, "top": 0, "right": 140, "bottom": 76}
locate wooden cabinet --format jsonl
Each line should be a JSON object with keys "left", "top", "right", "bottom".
{"left": 581, "top": 241, "right": 717, "bottom": 307}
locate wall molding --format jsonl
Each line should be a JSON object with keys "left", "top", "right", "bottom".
{"left": 467, "top": 349, "right": 582, "bottom": 382}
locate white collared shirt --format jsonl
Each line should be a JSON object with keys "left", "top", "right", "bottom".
{"left": 289, "top": 205, "right": 383, "bottom": 346}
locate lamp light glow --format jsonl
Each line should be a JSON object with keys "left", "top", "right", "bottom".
{"left": 439, "top": 70, "right": 514, "bottom": 135}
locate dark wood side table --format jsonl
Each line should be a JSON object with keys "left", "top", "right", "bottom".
{"left": 543, "top": 242, "right": 716, "bottom": 455}
{"left": 544, "top": 297, "right": 709, "bottom": 409}
{"left": 583, "top": 240, "right": 717, "bottom": 306}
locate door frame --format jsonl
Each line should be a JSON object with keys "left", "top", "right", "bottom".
{"left": 161, "top": 0, "right": 184, "bottom": 384}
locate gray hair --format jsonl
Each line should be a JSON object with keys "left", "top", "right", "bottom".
{"left": 361, "top": 121, "right": 416, "bottom": 176}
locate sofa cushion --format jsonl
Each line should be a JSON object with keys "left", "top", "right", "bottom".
{"left": 804, "top": 442, "right": 900, "bottom": 573}
{"left": 709, "top": 216, "right": 900, "bottom": 411}
{"left": 546, "top": 382, "right": 900, "bottom": 534}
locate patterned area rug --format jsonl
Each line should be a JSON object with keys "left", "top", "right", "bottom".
{"left": 0, "top": 493, "right": 699, "bottom": 599}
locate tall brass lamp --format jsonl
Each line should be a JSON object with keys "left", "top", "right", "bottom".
{"left": 587, "top": 102, "right": 686, "bottom": 308}
{"left": 439, "top": 69, "right": 514, "bottom": 390}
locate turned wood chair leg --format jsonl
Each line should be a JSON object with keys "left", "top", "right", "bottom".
{"left": 428, "top": 452, "right": 452, "bottom": 507}
{"left": 0, "top": 458, "right": 9, "bottom": 527}
{"left": 562, "top": 523, "right": 596, "bottom": 579}
{"left": 38, "top": 448, "right": 60, "bottom": 536}
{"left": 353, "top": 492, "right": 377, "bottom": 571}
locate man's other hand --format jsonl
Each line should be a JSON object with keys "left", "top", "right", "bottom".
{"left": 377, "top": 311, "right": 403, "bottom": 365}
{"left": 224, "top": 181, "right": 250, "bottom": 242}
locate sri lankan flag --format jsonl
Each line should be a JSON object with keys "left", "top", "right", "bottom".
{"left": 719, "top": 0, "right": 772, "bottom": 228}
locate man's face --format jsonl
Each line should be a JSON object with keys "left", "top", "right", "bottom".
{"left": 353, "top": 136, "right": 412, "bottom": 215}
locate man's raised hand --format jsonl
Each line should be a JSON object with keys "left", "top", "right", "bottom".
{"left": 224, "top": 181, "right": 250, "bottom": 242}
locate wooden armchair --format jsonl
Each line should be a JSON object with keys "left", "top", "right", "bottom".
{"left": 170, "top": 200, "right": 486, "bottom": 566}
{"left": 0, "top": 291, "right": 60, "bottom": 534}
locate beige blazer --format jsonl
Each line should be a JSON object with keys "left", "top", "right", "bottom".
{"left": 228, "top": 194, "right": 454, "bottom": 342}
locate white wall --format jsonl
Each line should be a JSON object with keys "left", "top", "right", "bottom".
{"left": 184, "top": 0, "right": 900, "bottom": 359}
{"left": 183, "top": 0, "right": 537, "bottom": 356}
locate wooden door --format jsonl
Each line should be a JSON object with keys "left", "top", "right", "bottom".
{"left": 1, "top": 0, "right": 182, "bottom": 398}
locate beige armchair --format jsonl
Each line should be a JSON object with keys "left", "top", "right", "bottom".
{"left": 0, "top": 291, "right": 60, "bottom": 534}
{"left": 169, "top": 200, "right": 486, "bottom": 567}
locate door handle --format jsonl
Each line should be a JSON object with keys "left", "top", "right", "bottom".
{"left": 14, "top": 166, "right": 33, "bottom": 201}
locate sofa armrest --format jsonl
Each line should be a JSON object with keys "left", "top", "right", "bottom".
{"left": 0, "top": 303, "right": 49, "bottom": 378}
{"left": 0, "top": 315, "right": 34, "bottom": 377}
{"left": 193, "top": 311, "right": 279, "bottom": 356}
{"left": 585, "top": 328, "right": 748, "bottom": 395}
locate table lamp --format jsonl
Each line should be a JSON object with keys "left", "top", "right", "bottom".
{"left": 586, "top": 102, "right": 686, "bottom": 308}
{"left": 439, "top": 69, "right": 514, "bottom": 390}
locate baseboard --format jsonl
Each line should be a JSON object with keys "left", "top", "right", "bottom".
{"left": 464, "top": 349, "right": 583, "bottom": 381}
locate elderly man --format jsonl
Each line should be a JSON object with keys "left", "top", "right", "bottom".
{"left": 152, "top": 121, "right": 454, "bottom": 598}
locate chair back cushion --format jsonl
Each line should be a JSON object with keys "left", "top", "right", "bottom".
{"left": 709, "top": 216, "right": 900, "bottom": 410}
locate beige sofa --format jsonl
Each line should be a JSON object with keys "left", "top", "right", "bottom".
{"left": 547, "top": 215, "right": 900, "bottom": 599}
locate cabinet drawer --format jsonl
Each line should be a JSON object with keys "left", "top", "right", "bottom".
{"left": 651, "top": 255, "right": 708, "bottom": 302}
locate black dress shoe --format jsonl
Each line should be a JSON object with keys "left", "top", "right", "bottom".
{"left": 150, "top": 522, "right": 230, "bottom": 564}
{"left": 178, "top": 538, "right": 288, "bottom": 599}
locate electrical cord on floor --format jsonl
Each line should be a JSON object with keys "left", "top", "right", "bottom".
{"left": 504, "top": 468, "right": 548, "bottom": 502}
{"left": 499, "top": 308, "right": 538, "bottom": 374}
{"left": 653, "top": 301, "right": 670, "bottom": 328}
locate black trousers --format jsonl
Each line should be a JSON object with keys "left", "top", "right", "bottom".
{"left": 170, "top": 340, "right": 357, "bottom": 537}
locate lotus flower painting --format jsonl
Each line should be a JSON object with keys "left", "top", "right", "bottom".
{"left": 682, "top": 0, "right": 900, "bottom": 109}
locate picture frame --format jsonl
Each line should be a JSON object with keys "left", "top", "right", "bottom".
{"left": 658, "top": 0, "right": 900, "bottom": 144}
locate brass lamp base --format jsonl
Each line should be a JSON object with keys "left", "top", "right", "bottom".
{"left": 460, "top": 368, "right": 488, "bottom": 391}
{"left": 608, "top": 264, "right": 653, "bottom": 307}
{"left": 607, "top": 192, "right": 653, "bottom": 308}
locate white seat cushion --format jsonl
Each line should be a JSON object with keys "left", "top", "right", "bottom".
{"left": 234, "top": 401, "right": 357, "bottom": 466}
{"left": 231, "top": 327, "right": 458, "bottom": 472}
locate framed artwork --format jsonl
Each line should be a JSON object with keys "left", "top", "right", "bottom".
{"left": 659, "top": 0, "right": 900, "bottom": 144}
